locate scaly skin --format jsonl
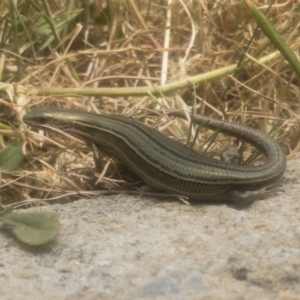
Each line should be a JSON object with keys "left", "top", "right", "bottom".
{"left": 23, "top": 108, "right": 286, "bottom": 204}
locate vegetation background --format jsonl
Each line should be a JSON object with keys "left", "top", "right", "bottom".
{"left": 0, "top": 0, "right": 299, "bottom": 207}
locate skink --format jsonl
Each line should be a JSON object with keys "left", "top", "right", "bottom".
{"left": 23, "top": 108, "right": 286, "bottom": 204}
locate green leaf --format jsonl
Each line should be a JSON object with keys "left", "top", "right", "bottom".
{"left": 0, "top": 207, "right": 61, "bottom": 246}
{"left": 33, "top": 12, "right": 81, "bottom": 54}
{"left": 0, "top": 142, "right": 24, "bottom": 173}
{"left": 245, "top": 0, "right": 300, "bottom": 78}
{"left": 33, "top": 12, "right": 80, "bottom": 38}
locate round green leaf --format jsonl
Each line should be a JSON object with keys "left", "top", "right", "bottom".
{"left": 0, "top": 142, "right": 24, "bottom": 173}
{"left": 0, "top": 208, "right": 61, "bottom": 246}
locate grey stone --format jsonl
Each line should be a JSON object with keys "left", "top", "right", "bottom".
{"left": 0, "top": 160, "right": 299, "bottom": 299}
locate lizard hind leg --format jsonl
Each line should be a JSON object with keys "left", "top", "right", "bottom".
{"left": 228, "top": 183, "right": 284, "bottom": 206}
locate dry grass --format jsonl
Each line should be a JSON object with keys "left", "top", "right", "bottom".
{"left": 0, "top": 0, "right": 299, "bottom": 207}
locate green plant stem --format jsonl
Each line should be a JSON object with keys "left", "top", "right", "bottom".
{"left": 37, "top": 51, "right": 281, "bottom": 97}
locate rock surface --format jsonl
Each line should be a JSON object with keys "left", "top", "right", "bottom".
{"left": 0, "top": 160, "right": 299, "bottom": 300}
